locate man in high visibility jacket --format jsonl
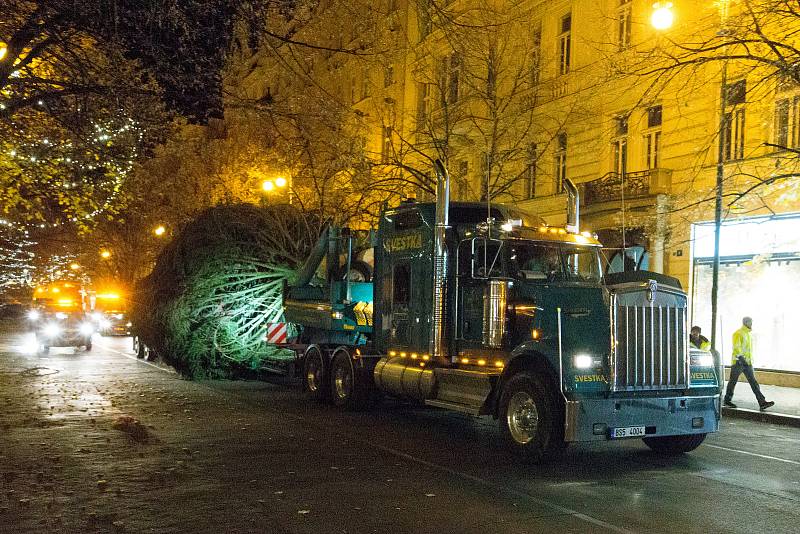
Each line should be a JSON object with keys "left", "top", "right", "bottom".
{"left": 690, "top": 326, "right": 711, "bottom": 351}
{"left": 723, "top": 317, "right": 775, "bottom": 411}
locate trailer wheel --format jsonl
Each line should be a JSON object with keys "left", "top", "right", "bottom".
{"left": 642, "top": 433, "right": 706, "bottom": 455}
{"left": 498, "top": 372, "right": 565, "bottom": 463}
{"left": 330, "top": 347, "right": 373, "bottom": 410}
{"left": 303, "top": 345, "right": 330, "bottom": 403}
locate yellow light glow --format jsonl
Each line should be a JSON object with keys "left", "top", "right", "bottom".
{"left": 400, "top": 352, "right": 407, "bottom": 357}
{"left": 100, "top": 250, "right": 111, "bottom": 259}
{"left": 97, "top": 293, "right": 120, "bottom": 300}
{"left": 461, "top": 358, "right": 470, "bottom": 364}
{"left": 154, "top": 225, "right": 166, "bottom": 236}
{"left": 262, "top": 180, "right": 274, "bottom": 191}
{"left": 36, "top": 287, "right": 45, "bottom": 293}
{"left": 275, "top": 176, "right": 287, "bottom": 188}
{"left": 539, "top": 227, "right": 548, "bottom": 233}
{"left": 532, "top": 329, "right": 540, "bottom": 339}
{"left": 419, "top": 362, "right": 425, "bottom": 367}
{"left": 410, "top": 353, "right": 418, "bottom": 359}
{"left": 0, "top": 45, "right": 6, "bottom": 61}
{"left": 389, "top": 350, "right": 397, "bottom": 356}
{"left": 57, "top": 299, "right": 74, "bottom": 307}
{"left": 558, "top": 228, "right": 567, "bottom": 235}
{"left": 422, "top": 355, "right": 430, "bottom": 361}
{"left": 581, "top": 231, "right": 593, "bottom": 238}
{"left": 651, "top": 2, "right": 674, "bottom": 30}
{"left": 355, "top": 348, "right": 361, "bottom": 355}
{"left": 549, "top": 228, "right": 558, "bottom": 234}
{"left": 494, "top": 361, "right": 504, "bottom": 368}
{"left": 477, "top": 359, "right": 486, "bottom": 366}
{"left": 51, "top": 287, "right": 60, "bottom": 294}
{"left": 69, "top": 263, "right": 80, "bottom": 270}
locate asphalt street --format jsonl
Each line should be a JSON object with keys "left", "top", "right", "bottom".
{"left": 0, "top": 324, "right": 798, "bottom": 534}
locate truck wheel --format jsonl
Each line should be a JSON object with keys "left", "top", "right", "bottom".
{"left": 133, "top": 336, "right": 141, "bottom": 357}
{"left": 498, "top": 372, "right": 565, "bottom": 463}
{"left": 642, "top": 433, "right": 706, "bottom": 454}
{"left": 85, "top": 339, "right": 92, "bottom": 351}
{"left": 303, "top": 345, "right": 330, "bottom": 403}
{"left": 330, "top": 347, "right": 373, "bottom": 410}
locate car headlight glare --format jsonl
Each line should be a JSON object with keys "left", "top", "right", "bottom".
{"left": 44, "top": 323, "right": 61, "bottom": 337}
{"left": 80, "top": 322, "right": 95, "bottom": 335}
{"left": 28, "top": 310, "right": 40, "bottom": 321}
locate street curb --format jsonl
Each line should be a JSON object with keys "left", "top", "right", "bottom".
{"left": 722, "top": 407, "right": 800, "bottom": 428}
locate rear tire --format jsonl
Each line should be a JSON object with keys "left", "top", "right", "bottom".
{"left": 303, "top": 345, "right": 330, "bottom": 403}
{"left": 642, "top": 433, "right": 706, "bottom": 454}
{"left": 330, "top": 347, "right": 373, "bottom": 410}
{"left": 498, "top": 372, "right": 566, "bottom": 463}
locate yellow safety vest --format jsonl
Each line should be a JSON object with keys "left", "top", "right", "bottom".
{"left": 731, "top": 326, "right": 752, "bottom": 365}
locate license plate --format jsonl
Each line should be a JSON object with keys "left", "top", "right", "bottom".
{"left": 611, "top": 426, "right": 646, "bottom": 439}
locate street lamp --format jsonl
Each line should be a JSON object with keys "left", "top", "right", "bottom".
{"left": 651, "top": 1, "right": 728, "bottom": 350}
{"left": 274, "top": 176, "right": 287, "bottom": 188}
{"left": 651, "top": 2, "right": 674, "bottom": 30}
{"left": 100, "top": 249, "right": 111, "bottom": 259}
{"left": 262, "top": 180, "right": 275, "bottom": 192}
{"left": 154, "top": 225, "right": 166, "bottom": 237}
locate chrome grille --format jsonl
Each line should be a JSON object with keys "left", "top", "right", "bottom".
{"left": 611, "top": 298, "right": 688, "bottom": 391}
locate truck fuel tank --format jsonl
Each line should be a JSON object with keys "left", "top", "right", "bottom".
{"left": 374, "top": 356, "right": 436, "bottom": 401}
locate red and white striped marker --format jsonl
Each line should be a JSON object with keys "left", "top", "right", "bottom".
{"left": 265, "top": 323, "right": 288, "bottom": 344}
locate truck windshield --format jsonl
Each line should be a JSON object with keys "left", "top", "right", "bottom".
{"left": 507, "top": 242, "right": 602, "bottom": 283}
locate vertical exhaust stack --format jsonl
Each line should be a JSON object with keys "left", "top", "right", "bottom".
{"left": 564, "top": 178, "right": 580, "bottom": 233}
{"left": 430, "top": 160, "right": 450, "bottom": 365}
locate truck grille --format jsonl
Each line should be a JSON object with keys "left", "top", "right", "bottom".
{"left": 611, "top": 301, "right": 688, "bottom": 391}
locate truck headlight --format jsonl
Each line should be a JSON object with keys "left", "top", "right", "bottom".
{"left": 574, "top": 354, "right": 595, "bottom": 369}
{"left": 80, "top": 322, "right": 95, "bottom": 335}
{"left": 694, "top": 354, "right": 715, "bottom": 367}
{"left": 28, "top": 310, "right": 40, "bottom": 321}
{"left": 44, "top": 323, "right": 61, "bottom": 337}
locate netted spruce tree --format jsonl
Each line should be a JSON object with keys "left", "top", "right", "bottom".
{"left": 132, "top": 203, "right": 321, "bottom": 378}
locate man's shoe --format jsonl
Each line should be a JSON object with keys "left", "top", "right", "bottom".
{"left": 759, "top": 401, "right": 775, "bottom": 411}
{"left": 723, "top": 400, "right": 737, "bottom": 408}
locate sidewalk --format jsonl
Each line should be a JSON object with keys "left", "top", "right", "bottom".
{"left": 722, "top": 383, "right": 800, "bottom": 428}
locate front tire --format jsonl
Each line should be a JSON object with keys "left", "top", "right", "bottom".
{"left": 642, "top": 433, "right": 707, "bottom": 454}
{"left": 498, "top": 372, "right": 565, "bottom": 463}
{"left": 303, "top": 345, "right": 330, "bottom": 403}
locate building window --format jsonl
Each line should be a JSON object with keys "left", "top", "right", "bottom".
{"left": 617, "top": 0, "right": 632, "bottom": 50}
{"left": 554, "top": 132, "right": 567, "bottom": 193}
{"left": 457, "top": 159, "right": 469, "bottom": 200}
{"left": 362, "top": 69, "right": 371, "bottom": 100}
{"left": 611, "top": 116, "right": 628, "bottom": 176}
{"left": 531, "top": 22, "right": 542, "bottom": 83}
{"left": 447, "top": 53, "right": 461, "bottom": 104}
{"left": 418, "top": 2, "right": 432, "bottom": 41}
{"left": 774, "top": 96, "right": 800, "bottom": 149}
{"left": 644, "top": 105, "right": 662, "bottom": 169}
{"left": 384, "top": 64, "right": 394, "bottom": 88}
{"left": 381, "top": 126, "right": 392, "bottom": 163}
{"left": 526, "top": 143, "right": 538, "bottom": 198}
{"left": 559, "top": 13, "right": 572, "bottom": 75}
{"left": 416, "top": 83, "right": 431, "bottom": 128}
{"left": 725, "top": 79, "right": 746, "bottom": 106}
{"left": 723, "top": 108, "right": 745, "bottom": 161}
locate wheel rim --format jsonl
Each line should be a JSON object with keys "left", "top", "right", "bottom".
{"left": 306, "top": 352, "right": 322, "bottom": 393}
{"left": 334, "top": 361, "right": 353, "bottom": 400}
{"left": 507, "top": 391, "right": 539, "bottom": 445}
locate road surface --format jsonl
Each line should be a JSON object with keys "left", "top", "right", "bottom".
{"left": 1, "top": 324, "right": 798, "bottom": 533}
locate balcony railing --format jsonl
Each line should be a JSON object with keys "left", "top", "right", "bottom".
{"left": 582, "top": 169, "right": 671, "bottom": 205}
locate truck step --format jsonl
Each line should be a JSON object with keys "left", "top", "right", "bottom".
{"left": 432, "top": 367, "right": 496, "bottom": 412}
{"left": 425, "top": 399, "right": 482, "bottom": 416}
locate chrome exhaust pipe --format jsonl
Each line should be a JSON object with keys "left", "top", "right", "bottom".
{"left": 430, "top": 160, "right": 450, "bottom": 365}
{"left": 564, "top": 178, "right": 579, "bottom": 233}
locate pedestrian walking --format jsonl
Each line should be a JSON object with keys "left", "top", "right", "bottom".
{"left": 723, "top": 317, "right": 775, "bottom": 411}
{"left": 690, "top": 326, "right": 710, "bottom": 350}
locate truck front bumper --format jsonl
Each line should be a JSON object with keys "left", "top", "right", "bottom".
{"left": 564, "top": 394, "right": 720, "bottom": 442}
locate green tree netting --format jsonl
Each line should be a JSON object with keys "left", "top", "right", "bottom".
{"left": 131, "top": 203, "right": 322, "bottom": 378}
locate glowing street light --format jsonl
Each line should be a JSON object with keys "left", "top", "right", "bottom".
{"left": 651, "top": 2, "right": 674, "bottom": 30}
{"left": 100, "top": 249, "right": 111, "bottom": 259}
{"left": 262, "top": 180, "right": 274, "bottom": 192}
{"left": 274, "top": 176, "right": 287, "bottom": 188}
{"left": 154, "top": 225, "right": 166, "bottom": 236}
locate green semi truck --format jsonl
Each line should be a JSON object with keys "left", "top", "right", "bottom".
{"left": 276, "top": 161, "right": 721, "bottom": 462}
